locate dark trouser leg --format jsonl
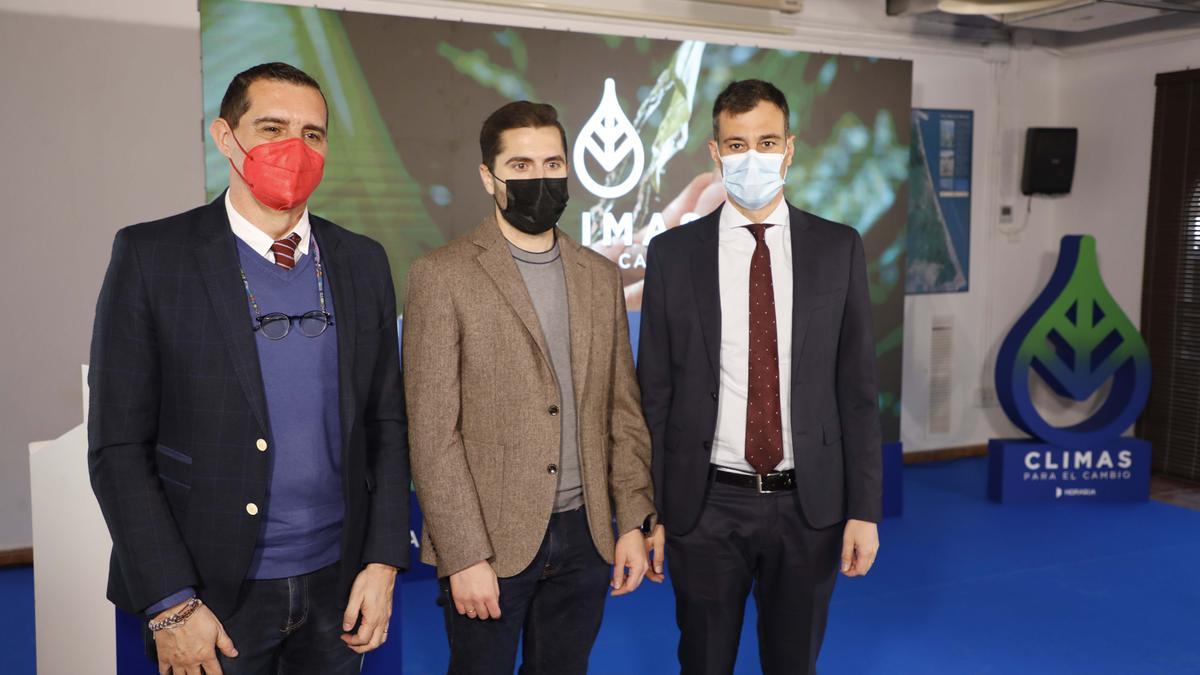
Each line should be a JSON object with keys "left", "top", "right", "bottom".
{"left": 755, "top": 493, "right": 843, "bottom": 675}
{"left": 519, "top": 507, "right": 611, "bottom": 675}
{"left": 440, "top": 532, "right": 548, "bottom": 675}
{"left": 215, "top": 577, "right": 292, "bottom": 675}
{"left": 667, "top": 482, "right": 759, "bottom": 675}
{"left": 277, "top": 563, "right": 363, "bottom": 675}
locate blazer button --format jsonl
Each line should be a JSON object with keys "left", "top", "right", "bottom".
{"left": 245, "top": 503, "right": 259, "bottom": 516}
{"left": 548, "top": 405, "right": 560, "bottom": 416}
{"left": 256, "top": 438, "right": 268, "bottom": 452}
{"left": 710, "top": 392, "right": 717, "bottom": 401}
{"left": 547, "top": 464, "right": 558, "bottom": 475}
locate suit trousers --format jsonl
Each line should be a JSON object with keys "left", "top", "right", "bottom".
{"left": 667, "top": 479, "right": 843, "bottom": 675}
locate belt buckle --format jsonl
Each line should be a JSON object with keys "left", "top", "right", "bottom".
{"left": 756, "top": 473, "right": 769, "bottom": 494}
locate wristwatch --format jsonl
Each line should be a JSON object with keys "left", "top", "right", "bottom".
{"left": 639, "top": 516, "right": 655, "bottom": 535}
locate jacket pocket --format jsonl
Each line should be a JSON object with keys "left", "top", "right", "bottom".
{"left": 156, "top": 444, "right": 192, "bottom": 465}
{"left": 155, "top": 444, "right": 192, "bottom": 484}
{"left": 155, "top": 444, "right": 192, "bottom": 513}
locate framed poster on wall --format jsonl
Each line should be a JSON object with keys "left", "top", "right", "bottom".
{"left": 908, "top": 108, "right": 971, "bottom": 294}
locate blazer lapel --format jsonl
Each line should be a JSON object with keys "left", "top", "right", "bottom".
{"left": 788, "top": 205, "right": 819, "bottom": 380}
{"left": 193, "top": 194, "right": 270, "bottom": 435}
{"left": 558, "top": 233, "right": 593, "bottom": 406}
{"left": 690, "top": 208, "right": 722, "bottom": 386}
{"left": 473, "top": 218, "right": 553, "bottom": 369}
{"left": 311, "top": 218, "right": 358, "bottom": 450}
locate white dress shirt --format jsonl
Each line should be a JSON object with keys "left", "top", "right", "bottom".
{"left": 225, "top": 190, "right": 312, "bottom": 261}
{"left": 711, "top": 199, "right": 794, "bottom": 473}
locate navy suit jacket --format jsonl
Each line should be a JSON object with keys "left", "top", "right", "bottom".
{"left": 637, "top": 202, "right": 882, "bottom": 536}
{"left": 87, "top": 193, "right": 410, "bottom": 618}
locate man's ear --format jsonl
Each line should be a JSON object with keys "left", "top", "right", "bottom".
{"left": 210, "top": 118, "right": 235, "bottom": 160}
{"left": 478, "top": 163, "right": 496, "bottom": 196}
{"left": 784, "top": 134, "right": 796, "bottom": 170}
{"left": 708, "top": 139, "right": 722, "bottom": 171}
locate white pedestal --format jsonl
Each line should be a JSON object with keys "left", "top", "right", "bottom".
{"left": 29, "top": 365, "right": 118, "bottom": 675}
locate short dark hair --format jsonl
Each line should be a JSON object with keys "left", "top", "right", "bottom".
{"left": 712, "top": 79, "right": 790, "bottom": 138}
{"left": 480, "top": 101, "right": 569, "bottom": 171}
{"left": 219, "top": 62, "right": 327, "bottom": 129}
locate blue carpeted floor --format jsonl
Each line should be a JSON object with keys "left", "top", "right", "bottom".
{"left": 0, "top": 565, "right": 34, "bottom": 674}
{"left": 4, "top": 458, "right": 1199, "bottom": 673}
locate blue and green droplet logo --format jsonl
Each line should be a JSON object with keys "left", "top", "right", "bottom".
{"left": 995, "top": 235, "right": 1151, "bottom": 448}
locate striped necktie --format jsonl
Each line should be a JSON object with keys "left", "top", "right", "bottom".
{"left": 271, "top": 232, "right": 302, "bottom": 269}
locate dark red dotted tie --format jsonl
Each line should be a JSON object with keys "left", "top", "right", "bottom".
{"left": 271, "top": 232, "right": 302, "bottom": 269}
{"left": 744, "top": 223, "right": 783, "bottom": 476}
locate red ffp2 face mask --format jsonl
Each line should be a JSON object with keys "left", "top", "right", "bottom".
{"left": 228, "top": 133, "right": 325, "bottom": 211}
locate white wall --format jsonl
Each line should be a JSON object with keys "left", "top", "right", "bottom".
{"left": 1057, "top": 33, "right": 1200, "bottom": 324}
{"left": 0, "top": 4, "right": 203, "bottom": 551}
{"left": 1025, "top": 33, "right": 1200, "bottom": 433}
{"left": 903, "top": 45, "right": 1065, "bottom": 451}
{"left": 1, "top": 0, "right": 1196, "bottom": 549}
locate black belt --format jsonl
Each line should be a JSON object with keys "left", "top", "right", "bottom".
{"left": 710, "top": 465, "right": 796, "bottom": 494}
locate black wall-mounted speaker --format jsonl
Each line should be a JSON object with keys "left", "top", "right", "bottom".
{"left": 1022, "top": 128, "right": 1077, "bottom": 196}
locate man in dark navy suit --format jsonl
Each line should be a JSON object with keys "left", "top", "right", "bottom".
{"left": 637, "top": 79, "right": 882, "bottom": 675}
{"left": 88, "top": 62, "right": 409, "bottom": 674}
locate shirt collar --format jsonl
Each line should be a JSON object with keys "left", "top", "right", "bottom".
{"left": 719, "top": 198, "right": 790, "bottom": 231}
{"left": 224, "top": 190, "right": 311, "bottom": 261}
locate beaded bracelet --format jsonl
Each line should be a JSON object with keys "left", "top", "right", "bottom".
{"left": 148, "top": 597, "right": 202, "bottom": 633}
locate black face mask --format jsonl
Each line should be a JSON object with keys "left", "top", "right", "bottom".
{"left": 491, "top": 174, "right": 569, "bottom": 235}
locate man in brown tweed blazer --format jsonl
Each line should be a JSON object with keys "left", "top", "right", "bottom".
{"left": 403, "top": 101, "right": 659, "bottom": 674}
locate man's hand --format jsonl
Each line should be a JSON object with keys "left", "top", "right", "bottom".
{"left": 841, "top": 519, "right": 879, "bottom": 577}
{"left": 449, "top": 559, "right": 501, "bottom": 621}
{"left": 340, "top": 563, "right": 398, "bottom": 654}
{"left": 611, "top": 528, "right": 649, "bottom": 596}
{"left": 153, "top": 602, "right": 236, "bottom": 675}
{"left": 644, "top": 524, "right": 666, "bottom": 583}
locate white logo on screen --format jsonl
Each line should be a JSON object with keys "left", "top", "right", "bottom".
{"left": 574, "top": 78, "right": 644, "bottom": 199}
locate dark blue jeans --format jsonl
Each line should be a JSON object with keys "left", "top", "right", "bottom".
{"left": 439, "top": 506, "right": 611, "bottom": 675}
{"left": 214, "top": 562, "right": 363, "bottom": 675}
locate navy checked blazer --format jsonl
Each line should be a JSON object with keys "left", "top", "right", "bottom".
{"left": 87, "top": 193, "right": 411, "bottom": 619}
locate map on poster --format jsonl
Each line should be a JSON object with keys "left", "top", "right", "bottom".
{"left": 907, "top": 109, "right": 971, "bottom": 294}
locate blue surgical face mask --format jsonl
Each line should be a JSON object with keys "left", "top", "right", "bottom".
{"left": 720, "top": 150, "right": 787, "bottom": 211}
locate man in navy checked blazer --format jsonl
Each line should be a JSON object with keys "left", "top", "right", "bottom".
{"left": 88, "top": 63, "right": 409, "bottom": 674}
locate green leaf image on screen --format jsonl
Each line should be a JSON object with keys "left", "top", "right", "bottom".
{"left": 200, "top": 1, "right": 909, "bottom": 441}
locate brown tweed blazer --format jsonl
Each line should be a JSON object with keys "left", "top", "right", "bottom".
{"left": 403, "top": 216, "right": 655, "bottom": 578}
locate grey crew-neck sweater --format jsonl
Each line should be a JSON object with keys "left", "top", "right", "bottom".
{"left": 508, "top": 239, "right": 583, "bottom": 513}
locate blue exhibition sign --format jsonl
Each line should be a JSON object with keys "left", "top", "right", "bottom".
{"left": 990, "top": 235, "right": 1152, "bottom": 503}
{"left": 988, "top": 439, "right": 1150, "bottom": 503}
